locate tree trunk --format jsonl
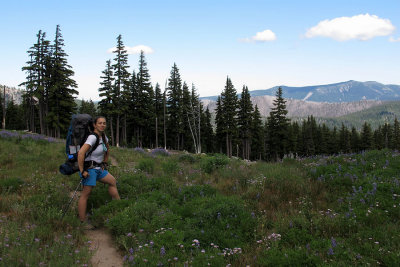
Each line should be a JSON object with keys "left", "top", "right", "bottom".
{"left": 155, "top": 117, "right": 158, "bottom": 148}
{"left": 110, "top": 116, "right": 115, "bottom": 146}
{"left": 116, "top": 114, "right": 120, "bottom": 147}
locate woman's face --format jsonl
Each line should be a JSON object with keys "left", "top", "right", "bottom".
{"left": 94, "top": 118, "right": 107, "bottom": 132}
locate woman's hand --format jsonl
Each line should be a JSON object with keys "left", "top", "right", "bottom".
{"left": 82, "top": 170, "right": 89, "bottom": 178}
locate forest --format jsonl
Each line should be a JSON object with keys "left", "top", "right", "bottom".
{"left": 2, "top": 25, "right": 400, "bottom": 161}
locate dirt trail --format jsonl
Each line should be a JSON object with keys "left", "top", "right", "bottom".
{"left": 85, "top": 228, "right": 124, "bottom": 267}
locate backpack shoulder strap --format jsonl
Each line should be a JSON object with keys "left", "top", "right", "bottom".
{"left": 86, "top": 133, "right": 100, "bottom": 157}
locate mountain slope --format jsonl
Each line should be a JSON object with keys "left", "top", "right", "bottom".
{"left": 202, "top": 81, "right": 400, "bottom": 103}
{"left": 202, "top": 96, "right": 383, "bottom": 118}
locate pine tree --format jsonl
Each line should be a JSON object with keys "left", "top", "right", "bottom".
{"left": 134, "top": 51, "right": 154, "bottom": 148}
{"left": 98, "top": 59, "right": 115, "bottom": 145}
{"left": 201, "top": 107, "right": 214, "bottom": 153}
{"left": 267, "top": 87, "right": 289, "bottom": 160}
{"left": 154, "top": 83, "right": 163, "bottom": 148}
{"left": 238, "top": 85, "right": 253, "bottom": 159}
{"left": 47, "top": 25, "right": 78, "bottom": 138}
{"left": 5, "top": 99, "right": 25, "bottom": 130}
{"left": 79, "top": 99, "right": 97, "bottom": 117}
{"left": 360, "top": 122, "right": 373, "bottom": 151}
{"left": 111, "top": 34, "right": 130, "bottom": 147}
{"left": 215, "top": 95, "right": 225, "bottom": 153}
{"left": 320, "top": 124, "right": 330, "bottom": 155}
{"left": 350, "top": 126, "right": 360, "bottom": 153}
{"left": 20, "top": 30, "right": 51, "bottom": 134}
{"left": 392, "top": 118, "right": 400, "bottom": 150}
{"left": 339, "top": 123, "right": 351, "bottom": 153}
{"left": 328, "top": 126, "right": 339, "bottom": 155}
{"left": 218, "top": 77, "right": 238, "bottom": 157}
{"left": 250, "top": 105, "right": 264, "bottom": 160}
{"left": 166, "top": 63, "right": 183, "bottom": 150}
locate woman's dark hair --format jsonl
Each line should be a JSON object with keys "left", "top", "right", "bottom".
{"left": 94, "top": 116, "right": 106, "bottom": 124}
{"left": 93, "top": 116, "right": 108, "bottom": 145}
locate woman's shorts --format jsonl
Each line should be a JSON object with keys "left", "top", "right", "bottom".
{"left": 79, "top": 168, "right": 109, "bottom": 186}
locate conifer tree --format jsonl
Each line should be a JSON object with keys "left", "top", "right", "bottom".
{"left": 183, "top": 83, "right": 202, "bottom": 153}
{"left": 320, "top": 124, "right": 331, "bottom": 155}
{"left": 373, "top": 126, "right": 383, "bottom": 150}
{"left": 47, "top": 25, "right": 78, "bottom": 138}
{"left": 301, "top": 118, "right": 315, "bottom": 156}
{"left": 5, "top": 100, "right": 25, "bottom": 130}
{"left": 392, "top": 118, "right": 400, "bottom": 150}
{"left": 267, "top": 87, "right": 289, "bottom": 160}
{"left": 250, "top": 105, "right": 264, "bottom": 160}
{"left": 21, "top": 30, "right": 51, "bottom": 134}
{"left": 360, "top": 122, "right": 373, "bottom": 151}
{"left": 98, "top": 59, "right": 115, "bottom": 145}
{"left": 217, "top": 77, "right": 238, "bottom": 157}
{"left": 350, "top": 126, "right": 360, "bottom": 153}
{"left": 135, "top": 51, "right": 154, "bottom": 147}
{"left": 111, "top": 34, "right": 130, "bottom": 147}
{"left": 166, "top": 63, "right": 183, "bottom": 150}
{"left": 79, "top": 99, "right": 97, "bottom": 117}
{"left": 339, "top": 123, "right": 351, "bottom": 153}
{"left": 154, "top": 83, "right": 163, "bottom": 148}
{"left": 215, "top": 95, "right": 225, "bottom": 153}
{"left": 238, "top": 85, "right": 253, "bottom": 159}
{"left": 328, "top": 126, "right": 339, "bottom": 154}
{"left": 201, "top": 107, "right": 214, "bottom": 153}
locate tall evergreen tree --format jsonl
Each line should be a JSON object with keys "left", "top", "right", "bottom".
{"left": 339, "top": 123, "right": 351, "bottom": 153}
{"left": 98, "top": 59, "right": 115, "bottom": 145}
{"left": 166, "top": 63, "right": 183, "bottom": 150}
{"left": 20, "top": 30, "right": 51, "bottom": 134}
{"left": 135, "top": 51, "right": 154, "bottom": 148}
{"left": 250, "top": 105, "right": 264, "bottom": 160}
{"left": 215, "top": 95, "right": 225, "bottom": 153}
{"left": 5, "top": 99, "right": 25, "bottom": 130}
{"left": 266, "top": 87, "right": 289, "bottom": 160}
{"left": 238, "top": 85, "right": 253, "bottom": 160}
{"left": 350, "top": 126, "right": 360, "bottom": 153}
{"left": 393, "top": 118, "right": 400, "bottom": 150}
{"left": 47, "top": 25, "right": 78, "bottom": 138}
{"left": 217, "top": 77, "right": 238, "bottom": 157}
{"left": 154, "top": 83, "right": 163, "bottom": 148}
{"left": 111, "top": 34, "right": 130, "bottom": 147}
{"left": 79, "top": 99, "right": 97, "bottom": 117}
{"left": 360, "top": 122, "right": 373, "bottom": 151}
{"left": 201, "top": 107, "right": 214, "bottom": 153}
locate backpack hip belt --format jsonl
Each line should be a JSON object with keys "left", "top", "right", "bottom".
{"left": 84, "top": 160, "right": 103, "bottom": 170}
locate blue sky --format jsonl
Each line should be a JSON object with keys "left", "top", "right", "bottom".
{"left": 1, "top": 0, "right": 400, "bottom": 100}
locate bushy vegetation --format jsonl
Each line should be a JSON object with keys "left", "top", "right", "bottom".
{"left": 2, "top": 129, "right": 400, "bottom": 266}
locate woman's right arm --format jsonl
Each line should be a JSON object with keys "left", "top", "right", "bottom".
{"left": 78, "top": 144, "right": 91, "bottom": 177}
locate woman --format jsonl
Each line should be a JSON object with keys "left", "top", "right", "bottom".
{"left": 77, "top": 116, "right": 120, "bottom": 229}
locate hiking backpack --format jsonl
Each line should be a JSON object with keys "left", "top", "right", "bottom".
{"left": 59, "top": 114, "right": 100, "bottom": 175}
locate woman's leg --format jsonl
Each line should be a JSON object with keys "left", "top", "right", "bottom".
{"left": 99, "top": 173, "right": 120, "bottom": 200}
{"left": 78, "top": 185, "right": 93, "bottom": 222}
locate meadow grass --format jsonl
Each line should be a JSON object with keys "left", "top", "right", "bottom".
{"left": 1, "top": 129, "right": 400, "bottom": 266}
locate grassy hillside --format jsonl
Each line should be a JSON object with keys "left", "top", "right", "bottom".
{"left": 1, "top": 130, "right": 400, "bottom": 266}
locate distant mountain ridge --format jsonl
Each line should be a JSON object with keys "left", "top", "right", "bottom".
{"left": 202, "top": 97, "right": 384, "bottom": 118}
{"left": 0, "top": 85, "right": 23, "bottom": 105}
{"left": 202, "top": 80, "right": 400, "bottom": 103}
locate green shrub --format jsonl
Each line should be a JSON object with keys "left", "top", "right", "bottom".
{"left": 200, "top": 154, "right": 229, "bottom": 174}
{"left": 0, "top": 177, "right": 24, "bottom": 193}
{"left": 136, "top": 158, "right": 155, "bottom": 173}
{"left": 178, "top": 153, "right": 197, "bottom": 163}
{"left": 161, "top": 159, "right": 179, "bottom": 174}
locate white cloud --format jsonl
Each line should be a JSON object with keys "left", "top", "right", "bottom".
{"left": 305, "top": 14, "right": 395, "bottom": 41}
{"left": 107, "top": 45, "right": 154, "bottom": 54}
{"left": 242, "top": 29, "right": 277, "bottom": 43}
{"left": 389, "top": 36, "right": 400, "bottom": 42}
